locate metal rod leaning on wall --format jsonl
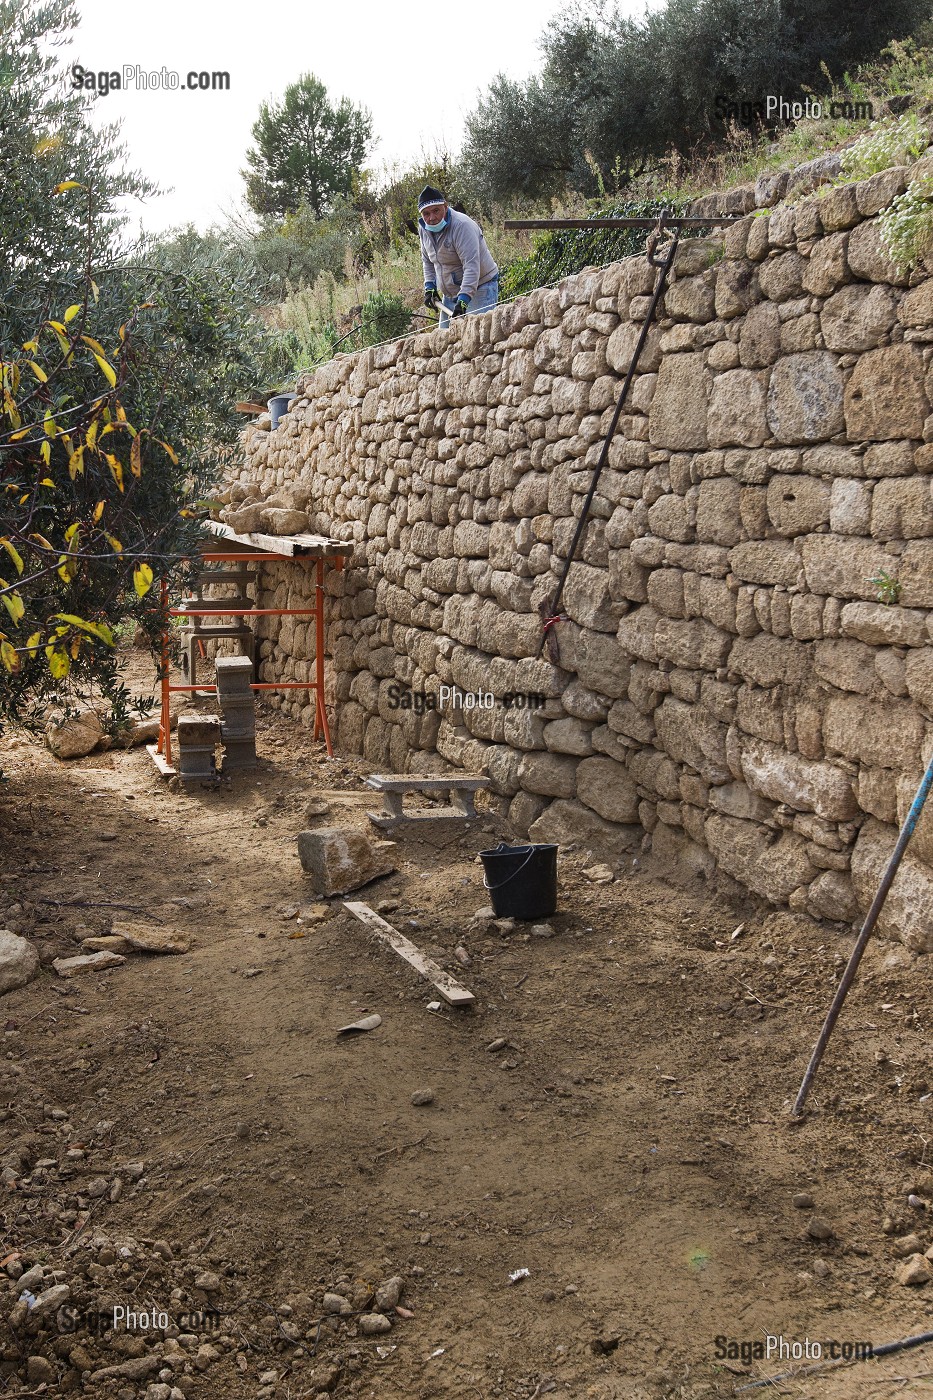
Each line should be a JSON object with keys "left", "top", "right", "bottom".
{"left": 793, "top": 747, "right": 933, "bottom": 1117}
{"left": 537, "top": 217, "right": 681, "bottom": 660}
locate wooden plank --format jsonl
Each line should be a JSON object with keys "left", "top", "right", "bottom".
{"left": 205, "top": 521, "right": 349, "bottom": 558}
{"left": 366, "top": 774, "right": 490, "bottom": 793}
{"left": 146, "top": 743, "right": 176, "bottom": 779}
{"left": 368, "top": 808, "right": 475, "bottom": 830}
{"left": 343, "top": 901, "right": 475, "bottom": 1007}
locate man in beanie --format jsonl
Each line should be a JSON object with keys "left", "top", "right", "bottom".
{"left": 418, "top": 186, "right": 499, "bottom": 326}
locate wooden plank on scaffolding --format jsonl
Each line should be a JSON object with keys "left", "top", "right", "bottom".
{"left": 343, "top": 901, "right": 476, "bottom": 1007}
{"left": 205, "top": 521, "right": 349, "bottom": 558}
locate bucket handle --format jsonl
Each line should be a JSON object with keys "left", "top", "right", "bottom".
{"left": 482, "top": 846, "right": 537, "bottom": 892}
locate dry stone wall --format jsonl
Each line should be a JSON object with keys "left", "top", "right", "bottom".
{"left": 223, "top": 163, "right": 933, "bottom": 948}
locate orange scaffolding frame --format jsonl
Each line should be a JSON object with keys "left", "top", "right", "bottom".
{"left": 150, "top": 534, "right": 348, "bottom": 774}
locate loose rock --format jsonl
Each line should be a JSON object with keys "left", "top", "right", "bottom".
{"left": 410, "top": 1089, "right": 435, "bottom": 1107}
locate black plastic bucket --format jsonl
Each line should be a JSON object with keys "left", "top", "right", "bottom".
{"left": 479, "top": 842, "right": 558, "bottom": 920}
{"left": 268, "top": 393, "right": 296, "bottom": 430}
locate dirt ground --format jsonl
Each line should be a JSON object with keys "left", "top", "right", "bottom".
{"left": 3, "top": 653, "right": 933, "bottom": 1399}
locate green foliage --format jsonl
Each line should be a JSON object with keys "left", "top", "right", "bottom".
{"left": 0, "top": 0, "right": 284, "bottom": 719}
{"left": 360, "top": 293, "right": 413, "bottom": 346}
{"left": 880, "top": 167, "right": 933, "bottom": 269}
{"left": 840, "top": 111, "right": 929, "bottom": 178}
{"left": 243, "top": 73, "right": 374, "bottom": 220}
{"left": 463, "top": 0, "right": 932, "bottom": 203}
{"left": 868, "top": 569, "right": 902, "bottom": 604}
{"left": 500, "top": 197, "right": 690, "bottom": 298}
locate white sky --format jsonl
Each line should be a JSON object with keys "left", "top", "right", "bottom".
{"left": 64, "top": 0, "right": 604, "bottom": 235}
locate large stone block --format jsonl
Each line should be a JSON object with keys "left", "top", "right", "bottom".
{"left": 766, "top": 352, "right": 845, "bottom": 444}
{"left": 821, "top": 284, "right": 896, "bottom": 352}
{"left": 707, "top": 369, "right": 768, "bottom": 448}
{"left": 766, "top": 475, "right": 831, "bottom": 536}
{"left": 905, "top": 649, "right": 933, "bottom": 712}
{"left": 840, "top": 600, "right": 929, "bottom": 647}
{"left": 705, "top": 814, "right": 816, "bottom": 901}
{"left": 528, "top": 798, "right": 639, "bottom": 856}
{"left": 801, "top": 535, "right": 898, "bottom": 600}
{"left": 517, "top": 750, "right": 578, "bottom": 798}
{"left": 900, "top": 542, "right": 933, "bottom": 607}
{"left": 654, "top": 697, "right": 728, "bottom": 779}
{"left": 714, "top": 260, "right": 760, "bottom": 318}
{"left": 654, "top": 617, "right": 733, "bottom": 670}
{"left": 739, "top": 737, "right": 857, "bottom": 819}
{"left": 297, "top": 828, "right": 397, "bottom": 897}
{"left": 606, "top": 321, "right": 662, "bottom": 375}
{"left": 694, "top": 477, "right": 743, "bottom": 546}
{"left": 871, "top": 477, "right": 933, "bottom": 540}
{"left": 823, "top": 694, "right": 924, "bottom": 768}
{"left": 576, "top": 756, "right": 640, "bottom": 823}
{"left": 648, "top": 354, "right": 710, "bottom": 450}
{"left": 851, "top": 818, "right": 933, "bottom": 950}
{"left": 566, "top": 628, "right": 632, "bottom": 698}
{"left": 563, "top": 563, "right": 620, "bottom": 632}
{"left": 844, "top": 345, "right": 928, "bottom": 441}
{"left": 739, "top": 302, "right": 781, "bottom": 367}
{"left": 0, "top": 930, "right": 40, "bottom": 995}
{"left": 846, "top": 218, "right": 909, "bottom": 284}
{"left": 729, "top": 539, "right": 801, "bottom": 587}
{"left": 729, "top": 635, "right": 810, "bottom": 688}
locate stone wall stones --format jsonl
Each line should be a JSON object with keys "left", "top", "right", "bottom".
{"left": 223, "top": 171, "right": 933, "bottom": 948}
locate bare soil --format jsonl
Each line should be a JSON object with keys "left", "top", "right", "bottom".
{"left": 2, "top": 653, "right": 933, "bottom": 1399}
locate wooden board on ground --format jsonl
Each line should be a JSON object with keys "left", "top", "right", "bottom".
{"left": 205, "top": 521, "right": 350, "bottom": 559}
{"left": 343, "top": 900, "right": 475, "bottom": 1007}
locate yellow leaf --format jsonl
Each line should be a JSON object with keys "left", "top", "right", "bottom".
{"left": 2, "top": 592, "right": 24, "bottom": 626}
{"left": 93, "top": 354, "right": 117, "bottom": 389}
{"left": 40, "top": 441, "right": 50, "bottom": 466}
{"left": 64, "top": 305, "right": 82, "bottom": 323}
{"left": 0, "top": 539, "right": 24, "bottom": 575}
{"left": 54, "top": 613, "right": 115, "bottom": 646}
{"left": 105, "top": 453, "right": 124, "bottom": 491}
{"left": 90, "top": 280, "right": 99, "bottom": 303}
{"left": 26, "top": 361, "right": 47, "bottom": 383}
{"left": 92, "top": 500, "right": 105, "bottom": 523}
{"left": 85, "top": 420, "right": 98, "bottom": 450}
{"left": 130, "top": 436, "right": 142, "bottom": 477}
{"left": 25, "top": 631, "right": 41, "bottom": 653}
{"left": 50, "top": 327, "right": 71, "bottom": 358}
{"left": 155, "top": 438, "right": 179, "bottom": 465}
{"left": 53, "top": 181, "right": 81, "bottom": 193}
{"left": 0, "top": 641, "right": 19, "bottom": 673}
{"left": 43, "top": 412, "right": 57, "bottom": 438}
{"left": 68, "top": 446, "right": 84, "bottom": 479}
{"left": 133, "top": 563, "right": 154, "bottom": 599}
{"left": 21, "top": 340, "right": 38, "bottom": 353}
{"left": 30, "top": 533, "right": 54, "bottom": 551}
{"left": 39, "top": 478, "right": 54, "bottom": 488}
{"left": 64, "top": 523, "right": 80, "bottom": 544}
{"left": 46, "top": 646, "right": 70, "bottom": 678}
{"left": 103, "top": 533, "right": 122, "bottom": 553}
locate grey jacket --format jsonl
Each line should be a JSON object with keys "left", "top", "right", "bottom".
{"left": 419, "top": 208, "right": 498, "bottom": 301}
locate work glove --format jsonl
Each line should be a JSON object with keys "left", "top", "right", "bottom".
{"left": 423, "top": 284, "right": 437, "bottom": 309}
{"left": 452, "top": 297, "right": 470, "bottom": 318}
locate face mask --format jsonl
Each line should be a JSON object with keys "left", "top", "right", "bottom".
{"left": 423, "top": 215, "right": 447, "bottom": 232}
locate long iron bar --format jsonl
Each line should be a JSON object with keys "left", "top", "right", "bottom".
{"left": 793, "top": 748, "right": 933, "bottom": 1116}
{"left": 505, "top": 216, "right": 745, "bottom": 229}
{"left": 539, "top": 230, "right": 680, "bottom": 655}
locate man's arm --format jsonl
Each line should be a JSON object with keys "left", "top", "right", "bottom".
{"left": 419, "top": 227, "right": 437, "bottom": 291}
{"left": 450, "top": 217, "right": 482, "bottom": 302}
